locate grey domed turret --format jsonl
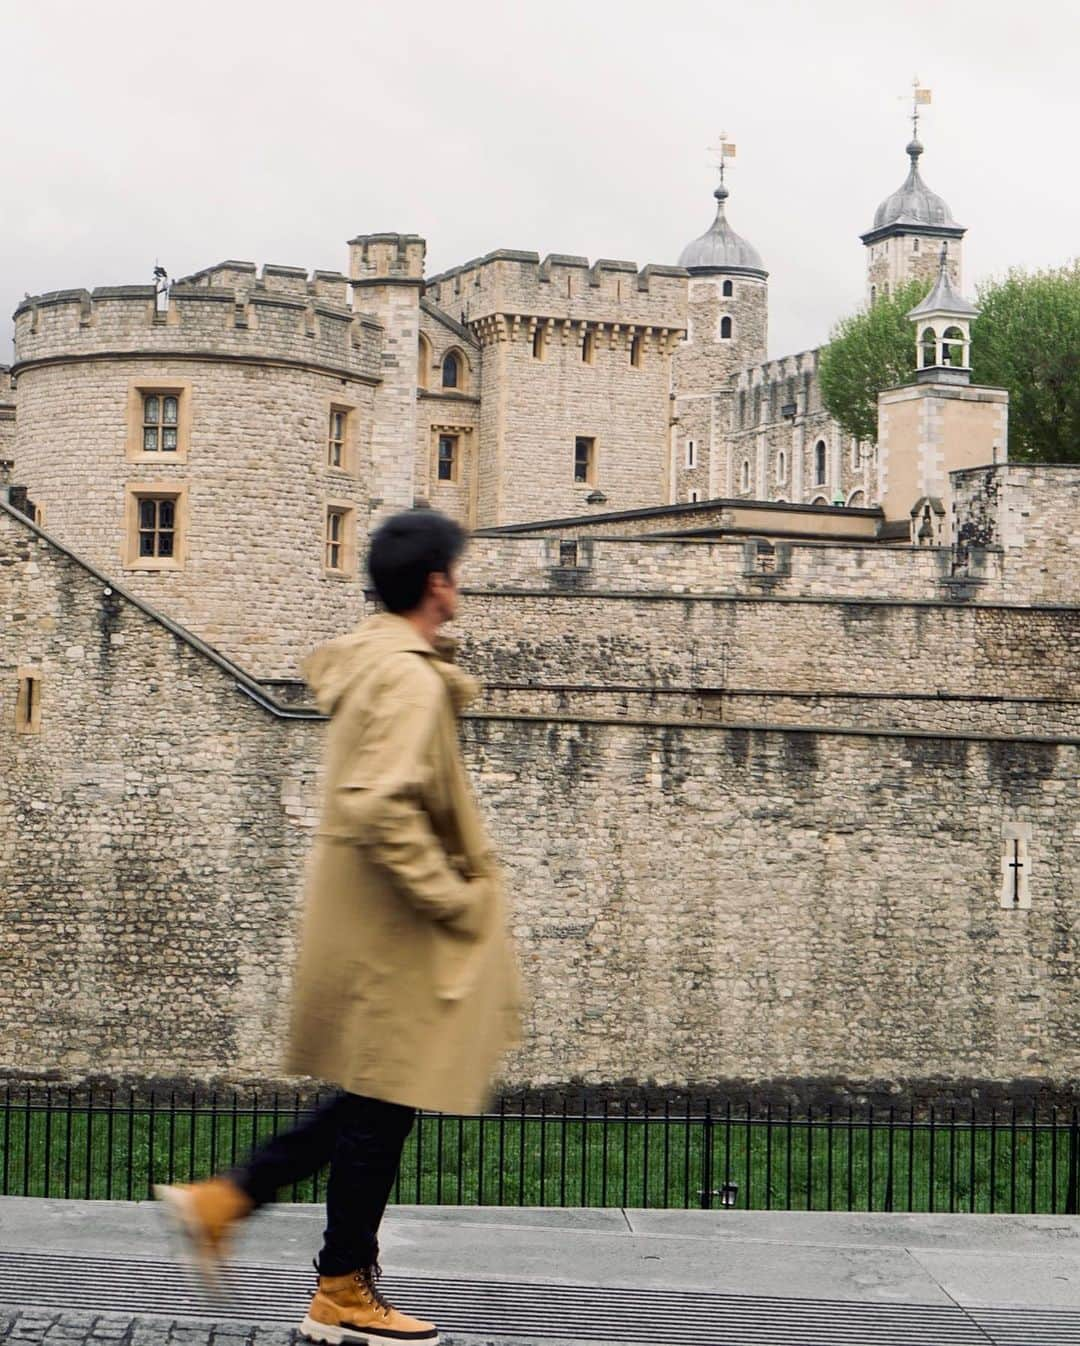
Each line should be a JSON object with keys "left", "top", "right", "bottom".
{"left": 861, "top": 135, "right": 965, "bottom": 248}
{"left": 678, "top": 181, "right": 767, "bottom": 279}
{"left": 871, "top": 138, "right": 958, "bottom": 232}
{"left": 861, "top": 124, "right": 966, "bottom": 306}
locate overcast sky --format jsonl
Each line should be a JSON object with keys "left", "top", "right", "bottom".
{"left": 3, "top": 0, "right": 1076, "bottom": 363}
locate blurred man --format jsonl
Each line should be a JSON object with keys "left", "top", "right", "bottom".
{"left": 157, "top": 510, "right": 521, "bottom": 1345}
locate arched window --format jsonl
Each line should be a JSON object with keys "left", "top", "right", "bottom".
{"left": 777, "top": 449, "right": 786, "bottom": 481}
{"left": 913, "top": 237, "right": 920, "bottom": 253}
{"left": 920, "top": 327, "right": 937, "bottom": 369}
{"left": 720, "top": 316, "right": 733, "bottom": 340}
{"left": 870, "top": 285, "right": 877, "bottom": 305}
{"left": 943, "top": 325, "right": 966, "bottom": 367}
{"left": 814, "top": 439, "right": 827, "bottom": 486}
{"left": 417, "top": 334, "right": 432, "bottom": 389}
{"left": 442, "top": 350, "right": 461, "bottom": 389}
{"left": 741, "top": 458, "right": 750, "bottom": 491}
{"left": 847, "top": 489, "right": 866, "bottom": 507}
{"left": 722, "top": 279, "right": 734, "bottom": 297}
{"left": 686, "top": 439, "right": 696, "bottom": 469}
{"left": 810, "top": 495, "right": 829, "bottom": 506}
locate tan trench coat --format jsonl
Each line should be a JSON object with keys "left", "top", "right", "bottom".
{"left": 285, "top": 613, "right": 521, "bottom": 1115}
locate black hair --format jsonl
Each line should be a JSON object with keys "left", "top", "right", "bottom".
{"left": 367, "top": 509, "right": 467, "bottom": 614}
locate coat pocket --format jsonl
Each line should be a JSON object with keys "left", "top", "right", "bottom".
{"left": 427, "top": 914, "right": 491, "bottom": 1002}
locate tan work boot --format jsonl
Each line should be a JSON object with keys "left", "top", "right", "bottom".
{"left": 301, "top": 1265, "right": 438, "bottom": 1343}
{"left": 153, "top": 1177, "right": 254, "bottom": 1286}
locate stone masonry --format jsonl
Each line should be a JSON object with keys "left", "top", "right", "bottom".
{"left": 2, "top": 497, "right": 1078, "bottom": 1102}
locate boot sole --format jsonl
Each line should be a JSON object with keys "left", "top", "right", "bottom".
{"left": 152, "top": 1184, "right": 223, "bottom": 1294}
{"left": 300, "top": 1315, "right": 439, "bottom": 1344}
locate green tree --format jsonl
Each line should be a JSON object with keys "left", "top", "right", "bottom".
{"left": 972, "top": 264, "right": 1080, "bottom": 463}
{"left": 817, "top": 280, "right": 927, "bottom": 444}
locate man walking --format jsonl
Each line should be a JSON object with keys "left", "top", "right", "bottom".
{"left": 156, "top": 510, "right": 521, "bottom": 1345}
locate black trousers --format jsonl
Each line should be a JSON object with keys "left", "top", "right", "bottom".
{"left": 231, "top": 1092, "right": 415, "bottom": 1276}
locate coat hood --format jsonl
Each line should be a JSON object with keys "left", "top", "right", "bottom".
{"left": 302, "top": 612, "right": 479, "bottom": 715}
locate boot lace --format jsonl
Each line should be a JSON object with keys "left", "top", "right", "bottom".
{"left": 312, "top": 1258, "right": 395, "bottom": 1318}
{"left": 358, "top": 1263, "right": 394, "bottom": 1317}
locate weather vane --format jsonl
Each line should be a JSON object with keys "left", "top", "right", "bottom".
{"left": 908, "top": 77, "right": 932, "bottom": 139}
{"left": 706, "top": 132, "right": 737, "bottom": 187}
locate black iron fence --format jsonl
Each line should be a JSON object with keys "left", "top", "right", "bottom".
{"left": 2, "top": 1088, "right": 1079, "bottom": 1214}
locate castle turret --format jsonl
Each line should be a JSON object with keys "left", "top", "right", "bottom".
{"left": 861, "top": 93, "right": 965, "bottom": 304}
{"left": 671, "top": 164, "right": 768, "bottom": 500}
{"left": 876, "top": 247, "right": 1006, "bottom": 541}
{"left": 348, "top": 234, "right": 426, "bottom": 520}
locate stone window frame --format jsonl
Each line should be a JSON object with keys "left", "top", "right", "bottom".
{"left": 531, "top": 322, "right": 548, "bottom": 362}
{"left": 15, "top": 665, "right": 42, "bottom": 735}
{"left": 323, "top": 499, "right": 357, "bottom": 579}
{"left": 813, "top": 439, "right": 828, "bottom": 487}
{"left": 126, "top": 380, "right": 192, "bottom": 463}
{"left": 441, "top": 348, "right": 468, "bottom": 392}
{"left": 326, "top": 401, "right": 358, "bottom": 475}
{"left": 776, "top": 449, "right": 787, "bottom": 482}
{"left": 33, "top": 503, "right": 46, "bottom": 527}
{"left": 686, "top": 438, "right": 696, "bottom": 470}
{"left": 123, "top": 481, "right": 189, "bottom": 571}
{"left": 722, "top": 279, "right": 734, "bottom": 297}
{"left": 689, "top": 489, "right": 699, "bottom": 503}
{"left": 740, "top": 458, "right": 751, "bottom": 492}
{"left": 629, "top": 332, "right": 643, "bottom": 368}
{"left": 574, "top": 435, "right": 598, "bottom": 486}
{"left": 436, "top": 432, "right": 460, "bottom": 484}
{"left": 581, "top": 328, "right": 597, "bottom": 365}
{"left": 719, "top": 315, "right": 734, "bottom": 340}
{"left": 417, "top": 333, "right": 433, "bottom": 389}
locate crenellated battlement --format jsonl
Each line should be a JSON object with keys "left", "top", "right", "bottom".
{"left": 13, "top": 268, "right": 383, "bottom": 381}
{"left": 425, "top": 248, "right": 687, "bottom": 334}
{"left": 735, "top": 347, "right": 821, "bottom": 393}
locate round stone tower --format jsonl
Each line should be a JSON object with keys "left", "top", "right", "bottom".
{"left": 673, "top": 177, "right": 768, "bottom": 398}
{"left": 10, "top": 261, "right": 386, "bottom": 678}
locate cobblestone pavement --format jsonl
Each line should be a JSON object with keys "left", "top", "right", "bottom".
{"left": 0, "top": 1312, "right": 492, "bottom": 1346}
{"left": 0, "top": 1310, "right": 301, "bottom": 1345}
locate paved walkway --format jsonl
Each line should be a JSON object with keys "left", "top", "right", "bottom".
{"left": 0, "top": 1197, "right": 1078, "bottom": 1342}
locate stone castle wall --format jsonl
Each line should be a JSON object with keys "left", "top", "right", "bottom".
{"left": 726, "top": 351, "right": 870, "bottom": 506}
{"left": 3, "top": 502, "right": 1078, "bottom": 1100}
{"left": 954, "top": 464, "right": 1080, "bottom": 607}
{"left": 462, "top": 534, "right": 994, "bottom": 602}
{"left": 451, "top": 590, "right": 1076, "bottom": 700}
{"left": 0, "top": 506, "right": 311, "bottom": 1078}
{"left": 477, "top": 685, "right": 1080, "bottom": 737}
